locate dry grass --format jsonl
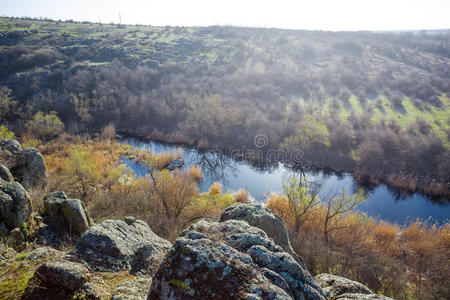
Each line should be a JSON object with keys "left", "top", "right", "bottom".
{"left": 189, "top": 165, "right": 202, "bottom": 182}
{"left": 209, "top": 182, "right": 222, "bottom": 194}
{"left": 233, "top": 189, "right": 252, "bottom": 204}
{"left": 267, "top": 194, "right": 450, "bottom": 299}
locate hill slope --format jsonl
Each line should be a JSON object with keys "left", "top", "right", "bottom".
{"left": 0, "top": 17, "right": 449, "bottom": 197}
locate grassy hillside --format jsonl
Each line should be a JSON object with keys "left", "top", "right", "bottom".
{"left": 0, "top": 17, "right": 449, "bottom": 197}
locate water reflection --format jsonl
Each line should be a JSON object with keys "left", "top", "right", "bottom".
{"left": 121, "top": 138, "right": 450, "bottom": 225}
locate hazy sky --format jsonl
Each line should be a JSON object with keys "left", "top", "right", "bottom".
{"left": 1, "top": 0, "right": 449, "bottom": 31}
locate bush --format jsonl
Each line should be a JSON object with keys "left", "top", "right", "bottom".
{"left": 25, "top": 111, "right": 64, "bottom": 140}
{"left": 0, "top": 125, "right": 15, "bottom": 139}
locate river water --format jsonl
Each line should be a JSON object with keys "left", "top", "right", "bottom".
{"left": 122, "top": 138, "right": 449, "bottom": 225}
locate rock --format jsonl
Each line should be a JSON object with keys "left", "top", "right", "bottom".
{"left": 23, "top": 260, "right": 89, "bottom": 299}
{"left": 124, "top": 216, "right": 136, "bottom": 225}
{"left": 43, "top": 191, "right": 91, "bottom": 235}
{"left": 28, "top": 246, "right": 64, "bottom": 262}
{"left": 18, "top": 147, "right": 47, "bottom": 189}
{"left": 0, "top": 139, "right": 22, "bottom": 169}
{"left": 165, "top": 158, "right": 184, "bottom": 170}
{"left": 148, "top": 219, "right": 325, "bottom": 300}
{"left": 335, "top": 294, "right": 393, "bottom": 300}
{"left": 219, "top": 203, "right": 303, "bottom": 266}
{"left": 314, "top": 274, "right": 373, "bottom": 298}
{"left": 75, "top": 219, "right": 171, "bottom": 273}
{"left": 0, "top": 164, "right": 13, "bottom": 182}
{"left": 44, "top": 191, "right": 68, "bottom": 217}
{"left": 61, "top": 198, "right": 92, "bottom": 235}
{"left": 111, "top": 277, "right": 152, "bottom": 300}
{"left": 0, "top": 221, "right": 8, "bottom": 236}
{"left": 0, "top": 139, "right": 47, "bottom": 190}
{"left": 0, "top": 178, "right": 32, "bottom": 229}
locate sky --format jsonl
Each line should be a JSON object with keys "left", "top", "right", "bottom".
{"left": 1, "top": 0, "right": 449, "bottom": 31}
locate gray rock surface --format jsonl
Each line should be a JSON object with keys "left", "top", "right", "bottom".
{"left": 27, "top": 246, "right": 64, "bottom": 262}
{"left": 0, "top": 139, "right": 47, "bottom": 190}
{"left": 43, "top": 191, "right": 91, "bottom": 235}
{"left": 76, "top": 219, "right": 171, "bottom": 273}
{"left": 18, "top": 147, "right": 47, "bottom": 189}
{"left": 0, "top": 139, "right": 22, "bottom": 169}
{"left": 112, "top": 277, "right": 152, "bottom": 300}
{"left": 148, "top": 219, "right": 325, "bottom": 300}
{"left": 61, "top": 198, "right": 92, "bottom": 235}
{"left": 23, "top": 260, "right": 89, "bottom": 299}
{"left": 314, "top": 274, "right": 372, "bottom": 298}
{"left": 44, "top": 191, "right": 68, "bottom": 218}
{"left": 0, "top": 164, "right": 13, "bottom": 182}
{"left": 0, "top": 178, "right": 32, "bottom": 229}
{"left": 219, "top": 203, "right": 305, "bottom": 267}
{"left": 335, "top": 293, "right": 393, "bottom": 300}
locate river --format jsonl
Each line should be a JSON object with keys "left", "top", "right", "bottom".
{"left": 121, "top": 138, "right": 449, "bottom": 226}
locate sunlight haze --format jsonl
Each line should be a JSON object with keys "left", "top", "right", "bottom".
{"left": 1, "top": 0, "right": 449, "bottom": 31}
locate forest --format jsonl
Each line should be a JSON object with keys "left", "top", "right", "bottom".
{"left": 1, "top": 17, "right": 449, "bottom": 197}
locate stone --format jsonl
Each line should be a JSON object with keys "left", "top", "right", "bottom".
{"left": 0, "top": 178, "right": 32, "bottom": 229}
{"left": 0, "top": 139, "right": 22, "bottom": 169}
{"left": 61, "top": 198, "right": 92, "bottom": 235}
{"left": 165, "top": 159, "right": 184, "bottom": 170}
{"left": 124, "top": 216, "right": 136, "bottom": 225}
{"left": 75, "top": 219, "right": 171, "bottom": 273}
{"left": 148, "top": 219, "right": 325, "bottom": 300}
{"left": 0, "top": 139, "right": 47, "bottom": 190}
{"left": 27, "top": 246, "right": 64, "bottom": 262}
{"left": 335, "top": 294, "right": 393, "bottom": 300}
{"left": 0, "top": 164, "right": 13, "bottom": 182}
{"left": 219, "top": 203, "right": 304, "bottom": 266}
{"left": 23, "top": 260, "right": 89, "bottom": 299}
{"left": 111, "top": 277, "right": 152, "bottom": 300}
{"left": 18, "top": 147, "right": 47, "bottom": 189}
{"left": 43, "top": 191, "right": 91, "bottom": 236}
{"left": 314, "top": 274, "right": 373, "bottom": 298}
{"left": 44, "top": 191, "right": 68, "bottom": 217}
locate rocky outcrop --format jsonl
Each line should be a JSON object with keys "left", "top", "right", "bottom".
{"left": 219, "top": 203, "right": 305, "bottom": 267}
{"left": 148, "top": 219, "right": 326, "bottom": 300}
{"left": 0, "top": 177, "right": 32, "bottom": 229}
{"left": 43, "top": 191, "right": 92, "bottom": 235}
{"left": 23, "top": 260, "right": 90, "bottom": 300}
{"left": 0, "top": 139, "right": 47, "bottom": 189}
{"left": 314, "top": 274, "right": 393, "bottom": 300}
{"left": 75, "top": 218, "right": 171, "bottom": 274}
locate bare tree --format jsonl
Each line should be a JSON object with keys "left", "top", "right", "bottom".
{"left": 283, "top": 173, "right": 321, "bottom": 234}
{"left": 323, "top": 189, "right": 366, "bottom": 244}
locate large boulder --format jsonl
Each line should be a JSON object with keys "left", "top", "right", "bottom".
{"left": 17, "top": 147, "right": 47, "bottom": 189}
{"left": 219, "top": 203, "right": 305, "bottom": 267}
{"left": 61, "top": 198, "right": 91, "bottom": 235}
{"left": 0, "top": 139, "right": 47, "bottom": 190}
{"left": 75, "top": 218, "right": 171, "bottom": 274}
{"left": 0, "top": 178, "right": 32, "bottom": 229}
{"left": 23, "top": 260, "right": 89, "bottom": 299}
{"left": 43, "top": 191, "right": 92, "bottom": 235}
{"left": 314, "top": 274, "right": 392, "bottom": 300}
{"left": 44, "top": 191, "right": 68, "bottom": 218}
{"left": 148, "top": 219, "right": 326, "bottom": 300}
{"left": 0, "top": 139, "right": 22, "bottom": 169}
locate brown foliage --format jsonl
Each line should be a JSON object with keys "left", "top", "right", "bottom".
{"left": 267, "top": 195, "right": 450, "bottom": 299}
